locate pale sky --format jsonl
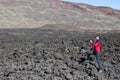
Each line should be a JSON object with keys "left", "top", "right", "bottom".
{"left": 62, "top": 0, "right": 120, "bottom": 10}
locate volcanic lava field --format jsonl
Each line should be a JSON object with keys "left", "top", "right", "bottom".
{"left": 0, "top": 29, "right": 119, "bottom": 80}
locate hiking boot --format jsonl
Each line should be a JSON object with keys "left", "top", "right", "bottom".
{"left": 84, "top": 60, "right": 90, "bottom": 63}
{"left": 98, "top": 70, "right": 102, "bottom": 73}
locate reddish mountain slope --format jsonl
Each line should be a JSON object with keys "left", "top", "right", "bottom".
{"left": 0, "top": 0, "right": 120, "bottom": 30}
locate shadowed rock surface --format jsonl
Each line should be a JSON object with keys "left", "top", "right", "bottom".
{"left": 0, "top": 0, "right": 120, "bottom": 30}
{"left": 0, "top": 29, "right": 119, "bottom": 80}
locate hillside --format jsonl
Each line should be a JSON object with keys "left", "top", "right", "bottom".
{"left": 0, "top": 0, "right": 120, "bottom": 30}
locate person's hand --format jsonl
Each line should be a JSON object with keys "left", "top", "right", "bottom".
{"left": 90, "top": 40, "right": 93, "bottom": 43}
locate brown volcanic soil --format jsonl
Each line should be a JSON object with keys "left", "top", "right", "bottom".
{"left": 0, "top": 29, "right": 119, "bottom": 80}
{"left": 0, "top": 0, "right": 120, "bottom": 30}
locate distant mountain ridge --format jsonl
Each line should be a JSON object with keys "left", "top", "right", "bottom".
{"left": 0, "top": 0, "right": 120, "bottom": 30}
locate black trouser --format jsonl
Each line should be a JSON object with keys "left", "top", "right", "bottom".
{"left": 86, "top": 51, "right": 102, "bottom": 70}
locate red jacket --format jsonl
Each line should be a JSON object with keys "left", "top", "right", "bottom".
{"left": 92, "top": 40, "right": 102, "bottom": 53}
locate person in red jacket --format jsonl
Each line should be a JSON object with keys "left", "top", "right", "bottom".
{"left": 85, "top": 36, "right": 103, "bottom": 73}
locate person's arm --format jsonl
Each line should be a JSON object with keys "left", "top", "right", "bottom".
{"left": 92, "top": 42, "right": 99, "bottom": 47}
{"left": 90, "top": 40, "right": 99, "bottom": 47}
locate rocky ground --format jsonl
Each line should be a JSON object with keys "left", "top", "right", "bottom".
{"left": 0, "top": 29, "right": 119, "bottom": 80}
